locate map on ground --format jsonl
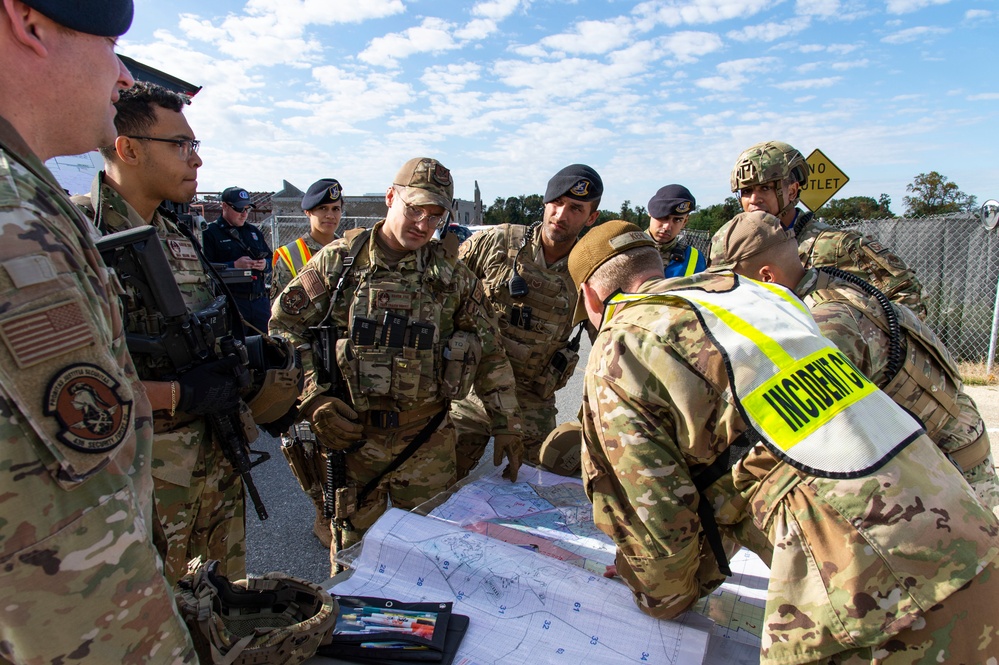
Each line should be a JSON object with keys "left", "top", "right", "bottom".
{"left": 331, "top": 507, "right": 712, "bottom": 664}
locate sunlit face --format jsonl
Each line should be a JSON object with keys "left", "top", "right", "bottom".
{"left": 379, "top": 186, "right": 442, "bottom": 252}
{"left": 306, "top": 202, "right": 342, "bottom": 242}
{"left": 222, "top": 203, "right": 251, "bottom": 227}
{"left": 648, "top": 213, "right": 689, "bottom": 245}
{"left": 738, "top": 182, "right": 782, "bottom": 217}
{"left": 542, "top": 196, "right": 597, "bottom": 247}
{"left": 133, "top": 106, "right": 202, "bottom": 204}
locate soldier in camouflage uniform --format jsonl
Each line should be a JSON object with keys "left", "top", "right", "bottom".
{"left": 450, "top": 164, "right": 601, "bottom": 477}
{"left": 728, "top": 140, "right": 928, "bottom": 318}
{"left": 270, "top": 157, "right": 522, "bottom": 572}
{"left": 77, "top": 82, "right": 249, "bottom": 584}
{"left": 571, "top": 220, "right": 999, "bottom": 664}
{"left": 0, "top": 1, "right": 196, "bottom": 661}
{"left": 712, "top": 210, "right": 999, "bottom": 517}
{"left": 271, "top": 178, "right": 344, "bottom": 547}
{"left": 270, "top": 178, "right": 343, "bottom": 300}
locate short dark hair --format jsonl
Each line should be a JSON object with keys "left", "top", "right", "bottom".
{"left": 99, "top": 81, "right": 189, "bottom": 160}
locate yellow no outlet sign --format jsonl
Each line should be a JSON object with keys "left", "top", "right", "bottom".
{"left": 799, "top": 149, "right": 849, "bottom": 211}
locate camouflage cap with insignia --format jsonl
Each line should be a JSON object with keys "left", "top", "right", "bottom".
{"left": 709, "top": 210, "right": 796, "bottom": 269}
{"left": 393, "top": 157, "right": 454, "bottom": 212}
{"left": 544, "top": 164, "right": 603, "bottom": 204}
{"left": 567, "top": 220, "right": 655, "bottom": 325}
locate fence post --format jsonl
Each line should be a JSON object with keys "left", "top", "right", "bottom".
{"left": 987, "top": 277, "right": 999, "bottom": 376}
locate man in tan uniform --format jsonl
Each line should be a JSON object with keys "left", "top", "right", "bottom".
{"left": 711, "top": 210, "right": 999, "bottom": 517}
{"left": 0, "top": 0, "right": 195, "bottom": 661}
{"left": 571, "top": 220, "right": 999, "bottom": 664}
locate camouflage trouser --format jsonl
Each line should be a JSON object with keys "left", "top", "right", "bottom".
{"left": 451, "top": 386, "right": 556, "bottom": 480}
{"left": 804, "top": 557, "right": 999, "bottom": 664}
{"left": 152, "top": 439, "right": 246, "bottom": 585}
{"left": 331, "top": 412, "right": 456, "bottom": 572}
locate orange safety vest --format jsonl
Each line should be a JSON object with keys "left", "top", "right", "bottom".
{"left": 273, "top": 237, "right": 313, "bottom": 279}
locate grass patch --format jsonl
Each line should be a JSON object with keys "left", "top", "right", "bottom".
{"left": 959, "top": 361, "right": 998, "bottom": 386}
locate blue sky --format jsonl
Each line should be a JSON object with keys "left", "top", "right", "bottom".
{"left": 113, "top": 0, "right": 998, "bottom": 215}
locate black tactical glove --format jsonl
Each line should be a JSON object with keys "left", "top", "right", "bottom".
{"left": 177, "top": 356, "right": 251, "bottom": 416}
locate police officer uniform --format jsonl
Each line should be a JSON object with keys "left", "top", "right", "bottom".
{"left": 203, "top": 186, "right": 272, "bottom": 332}
{"left": 646, "top": 184, "right": 705, "bottom": 279}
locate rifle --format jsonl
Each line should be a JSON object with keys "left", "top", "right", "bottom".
{"left": 97, "top": 225, "right": 269, "bottom": 520}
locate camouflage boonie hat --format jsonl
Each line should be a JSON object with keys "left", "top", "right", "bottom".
{"left": 709, "top": 211, "right": 796, "bottom": 269}
{"left": 568, "top": 220, "right": 655, "bottom": 325}
{"left": 393, "top": 157, "right": 454, "bottom": 212}
{"left": 730, "top": 140, "right": 808, "bottom": 192}
{"left": 175, "top": 558, "right": 338, "bottom": 665}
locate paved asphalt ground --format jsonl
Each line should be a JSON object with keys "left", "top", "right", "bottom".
{"left": 246, "top": 337, "right": 999, "bottom": 583}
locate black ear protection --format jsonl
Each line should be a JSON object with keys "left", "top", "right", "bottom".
{"left": 508, "top": 222, "right": 540, "bottom": 297}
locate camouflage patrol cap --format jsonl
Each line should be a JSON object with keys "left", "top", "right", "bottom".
{"left": 539, "top": 420, "right": 583, "bottom": 477}
{"left": 730, "top": 141, "right": 808, "bottom": 192}
{"left": 544, "top": 164, "right": 603, "bottom": 204}
{"left": 568, "top": 220, "right": 655, "bottom": 325}
{"left": 709, "top": 211, "right": 796, "bottom": 269}
{"left": 393, "top": 157, "right": 454, "bottom": 212}
{"left": 23, "top": 0, "right": 133, "bottom": 36}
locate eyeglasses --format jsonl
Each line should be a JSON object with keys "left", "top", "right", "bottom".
{"left": 394, "top": 190, "right": 447, "bottom": 226}
{"left": 126, "top": 136, "right": 201, "bottom": 159}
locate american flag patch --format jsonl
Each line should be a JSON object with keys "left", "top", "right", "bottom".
{"left": 0, "top": 301, "right": 95, "bottom": 368}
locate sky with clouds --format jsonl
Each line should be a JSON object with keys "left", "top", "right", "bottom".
{"left": 113, "top": 0, "right": 998, "bottom": 215}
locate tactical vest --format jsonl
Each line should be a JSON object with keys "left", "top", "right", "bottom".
{"left": 478, "top": 224, "right": 578, "bottom": 395}
{"left": 806, "top": 269, "right": 967, "bottom": 447}
{"left": 605, "top": 276, "right": 923, "bottom": 478}
{"left": 274, "top": 237, "right": 313, "bottom": 280}
{"left": 329, "top": 228, "right": 466, "bottom": 414}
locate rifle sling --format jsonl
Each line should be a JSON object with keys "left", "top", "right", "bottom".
{"left": 355, "top": 408, "right": 447, "bottom": 507}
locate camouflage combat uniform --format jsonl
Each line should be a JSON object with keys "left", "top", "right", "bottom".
{"left": 581, "top": 270, "right": 999, "bottom": 664}
{"left": 796, "top": 267, "right": 999, "bottom": 517}
{"left": 269, "top": 222, "right": 521, "bottom": 562}
{"left": 79, "top": 175, "right": 245, "bottom": 584}
{"left": 792, "top": 209, "right": 928, "bottom": 319}
{"left": 450, "top": 223, "right": 580, "bottom": 475}
{"left": 0, "top": 119, "right": 196, "bottom": 662}
{"left": 271, "top": 233, "right": 325, "bottom": 301}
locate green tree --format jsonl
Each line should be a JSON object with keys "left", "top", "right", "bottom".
{"left": 903, "top": 172, "right": 978, "bottom": 216}
{"left": 821, "top": 195, "right": 894, "bottom": 221}
{"left": 687, "top": 197, "right": 742, "bottom": 235}
{"left": 483, "top": 194, "right": 544, "bottom": 226}
{"left": 595, "top": 200, "right": 648, "bottom": 229}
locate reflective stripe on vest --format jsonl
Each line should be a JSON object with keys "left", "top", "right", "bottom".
{"left": 274, "top": 237, "right": 313, "bottom": 279}
{"left": 682, "top": 246, "right": 701, "bottom": 276}
{"left": 604, "top": 275, "right": 923, "bottom": 478}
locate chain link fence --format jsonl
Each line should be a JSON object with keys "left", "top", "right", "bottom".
{"left": 262, "top": 216, "right": 382, "bottom": 252}
{"left": 686, "top": 213, "right": 999, "bottom": 364}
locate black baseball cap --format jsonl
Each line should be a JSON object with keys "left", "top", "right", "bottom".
{"left": 648, "top": 184, "right": 696, "bottom": 219}
{"left": 544, "top": 164, "right": 603, "bottom": 204}
{"left": 301, "top": 179, "right": 343, "bottom": 211}
{"left": 221, "top": 187, "right": 255, "bottom": 212}
{"left": 23, "top": 0, "right": 133, "bottom": 37}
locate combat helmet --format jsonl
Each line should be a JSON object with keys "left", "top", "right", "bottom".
{"left": 730, "top": 140, "right": 808, "bottom": 192}
{"left": 175, "top": 558, "right": 338, "bottom": 665}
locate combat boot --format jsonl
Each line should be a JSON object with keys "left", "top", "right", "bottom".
{"left": 312, "top": 504, "right": 333, "bottom": 549}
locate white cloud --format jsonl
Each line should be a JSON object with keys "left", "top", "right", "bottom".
{"left": 472, "top": 0, "right": 523, "bottom": 20}
{"left": 660, "top": 31, "right": 724, "bottom": 63}
{"left": 773, "top": 76, "right": 842, "bottom": 90}
{"left": 727, "top": 17, "right": 811, "bottom": 42}
{"left": 830, "top": 58, "right": 870, "bottom": 70}
{"left": 881, "top": 25, "right": 949, "bottom": 44}
{"left": 633, "top": 0, "right": 774, "bottom": 27}
{"left": 967, "top": 92, "right": 999, "bottom": 101}
{"left": 421, "top": 63, "right": 483, "bottom": 95}
{"left": 885, "top": 0, "right": 951, "bottom": 14}
{"left": 796, "top": 0, "right": 840, "bottom": 16}
{"left": 964, "top": 9, "right": 993, "bottom": 21}
{"left": 359, "top": 18, "right": 460, "bottom": 68}
{"left": 455, "top": 18, "right": 499, "bottom": 40}
{"left": 538, "top": 18, "right": 636, "bottom": 55}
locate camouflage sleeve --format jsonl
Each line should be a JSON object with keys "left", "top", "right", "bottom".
{"left": 457, "top": 224, "right": 501, "bottom": 278}
{"left": 452, "top": 265, "right": 522, "bottom": 435}
{"left": 0, "top": 167, "right": 196, "bottom": 661}
{"left": 268, "top": 241, "right": 344, "bottom": 408}
{"left": 808, "top": 300, "right": 886, "bottom": 382}
{"left": 580, "top": 323, "right": 716, "bottom": 620}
